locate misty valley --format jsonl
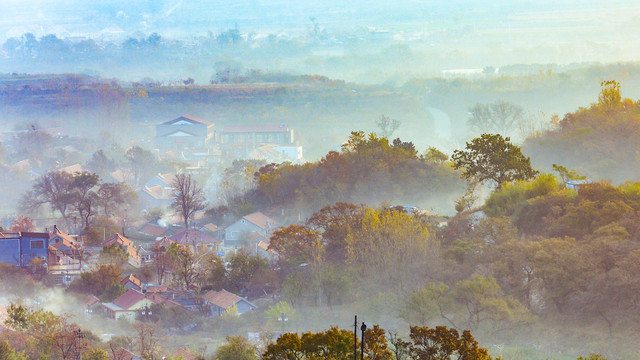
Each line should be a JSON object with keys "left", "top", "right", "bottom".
{"left": 2, "top": 1, "right": 640, "bottom": 360}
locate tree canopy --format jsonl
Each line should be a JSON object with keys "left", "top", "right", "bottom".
{"left": 452, "top": 133, "right": 538, "bottom": 189}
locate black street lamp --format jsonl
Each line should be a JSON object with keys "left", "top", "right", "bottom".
{"left": 278, "top": 311, "right": 288, "bottom": 332}
{"left": 360, "top": 322, "right": 367, "bottom": 360}
{"left": 141, "top": 305, "right": 152, "bottom": 321}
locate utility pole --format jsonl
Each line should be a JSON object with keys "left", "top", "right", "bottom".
{"left": 360, "top": 322, "right": 367, "bottom": 360}
{"left": 354, "top": 315, "right": 358, "bottom": 360}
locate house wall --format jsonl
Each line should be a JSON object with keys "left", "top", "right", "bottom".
{"left": 20, "top": 234, "right": 49, "bottom": 265}
{"left": 221, "top": 130, "right": 294, "bottom": 146}
{"left": 0, "top": 238, "right": 20, "bottom": 266}
{"left": 156, "top": 122, "right": 209, "bottom": 138}
{"left": 236, "top": 300, "right": 256, "bottom": 315}
{"left": 224, "top": 221, "right": 264, "bottom": 248}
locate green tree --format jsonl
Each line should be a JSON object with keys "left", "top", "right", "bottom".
{"left": 450, "top": 275, "right": 532, "bottom": 331}
{"left": 83, "top": 348, "right": 110, "bottom": 360}
{"left": 99, "top": 244, "right": 128, "bottom": 266}
{"left": 400, "top": 282, "right": 450, "bottom": 326}
{"left": 215, "top": 336, "right": 257, "bottom": 360}
{"left": 452, "top": 133, "right": 538, "bottom": 189}
{"left": 0, "top": 340, "right": 28, "bottom": 360}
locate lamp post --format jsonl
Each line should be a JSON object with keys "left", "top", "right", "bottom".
{"left": 360, "top": 322, "right": 367, "bottom": 360}
{"left": 278, "top": 311, "right": 288, "bottom": 333}
{"left": 141, "top": 305, "right": 152, "bottom": 321}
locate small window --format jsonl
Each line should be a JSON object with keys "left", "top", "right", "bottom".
{"left": 230, "top": 231, "right": 239, "bottom": 239}
{"left": 31, "top": 240, "right": 44, "bottom": 249}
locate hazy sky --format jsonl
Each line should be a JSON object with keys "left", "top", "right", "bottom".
{"left": 1, "top": 0, "right": 639, "bottom": 41}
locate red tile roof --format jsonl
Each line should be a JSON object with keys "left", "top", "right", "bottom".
{"left": 110, "top": 348, "right": 140, "bottom": 360}
{"left": 242, "top": 212, "right": 276, "bottom": 230}
{"left": 113, "top": 289, "right": 146, "bottom": 310}
{"left": 203, "top": 289, "right": 243, "bottom": 310}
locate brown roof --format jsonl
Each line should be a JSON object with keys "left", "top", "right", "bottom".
{"left": 201, "top": 223, "right": 220, "bottom": 233}
{"left": 104, "top": 234, "right": 140, "bottom": 261}
{"left": 257, "top": 240, "right": 270, "bottom": 251}
{"left": 222, "top": 124, "right": 290, "bottom": 133}
{"left": 153, "top": 237, "right": 175, "bottom": 251}
{"left": 169, "top": 229, "right": 220, "bottom": 245}
{"left": 120, "top": 274, "right": 142, "bottom": 289}
{"left": 50, "top": 227, "right": 79, "bottom": 247}
{"left": 203, "top": 289, "right": 244, "bottom": 310}
{"left": 113, "top": 289, "right": 146, "bottom": 310}
{"left": 242, "top": 212, "right": 276, "bottom": 230}
{"left": 138, "top": 223, "right": 167, "bottom": 237}
{"left": 163, "top": 114, "right": 213, "bottom": 126}
{"left": 144, "top": 285, "right": 169, "bottom": 294}
{"left": 142, "top": 185, "right": 171, "bottom": 200}
{"left": 85, "top": 295, "right": 101, "bottom": 308}
{"left": 110, "top": 348, "right": 140, "bottom": 360}
{"left": 173, "top": 348, "right": 200, "bottom": 360}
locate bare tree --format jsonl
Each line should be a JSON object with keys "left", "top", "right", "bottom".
{"left": 133, "top": 322, "right": 158, "bottom": 360}
{"left": 171, "top": 174, "right": 206, "bottom": 229}
{"left": 375, "top": 114, "right": 401, "bottom": 138}
{"left": 467, "top": 101, "right": 525, "bottom": 135}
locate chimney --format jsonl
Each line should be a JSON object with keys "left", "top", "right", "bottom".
{"left": 54, "top": 224, "right": 57, "bottom": 231}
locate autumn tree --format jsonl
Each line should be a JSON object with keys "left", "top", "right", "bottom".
{"left": 452, "top": 133, "right": 538, "bottom": 189}
{"left": 171, "top": 173, "right": 206, "bottom": 229}
{"left": 4, "top": 304, "right": 87, "bottom": 360}
{"left": 215, "top": 336, "right": 257, "bottom": 360}
{"left": 100, "top": 244, "right": 129, "bottom": 266}
{"left": 133, "top": 322, "right": 159, "bottom": 360}
{"left": 408, "top": 325, "right": 491, "bottom": 360}
{"left": 167, "top": 243, "right": 200, "bottom": 290}
{"left": 9, "top": 216, "right": 35, "bottom": 232}
{"left": 344, "top": 207, "right": 438, "bottom": 292}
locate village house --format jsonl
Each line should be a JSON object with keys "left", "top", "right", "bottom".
{"left": 102, "top": 289, "right": 155, "bottom": 321}
{"left": 103, "top": 233, "right": 142, "bottom": 268}
{"left": 168, "top": 228, "right": 221, "bottom": 253}
{"left": 121, "top": 274, "right": 143, "bottom": 292}
{"left": 202, "top": 289, "right": 257, "bottom": 317}
{"left": 48, "top": 225, "right": 82, "bottom": 266}
{"left": 155, "top": 115, "right": 214, "bottom": 151}
{"left": 220, "top": 124, "right": 294, "bottom": 148}
{"left": 0, "top": 231, "right": 49, "bottom": 268}
{"left": 223, "top": 211, "right": 276, "bottom": 249}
